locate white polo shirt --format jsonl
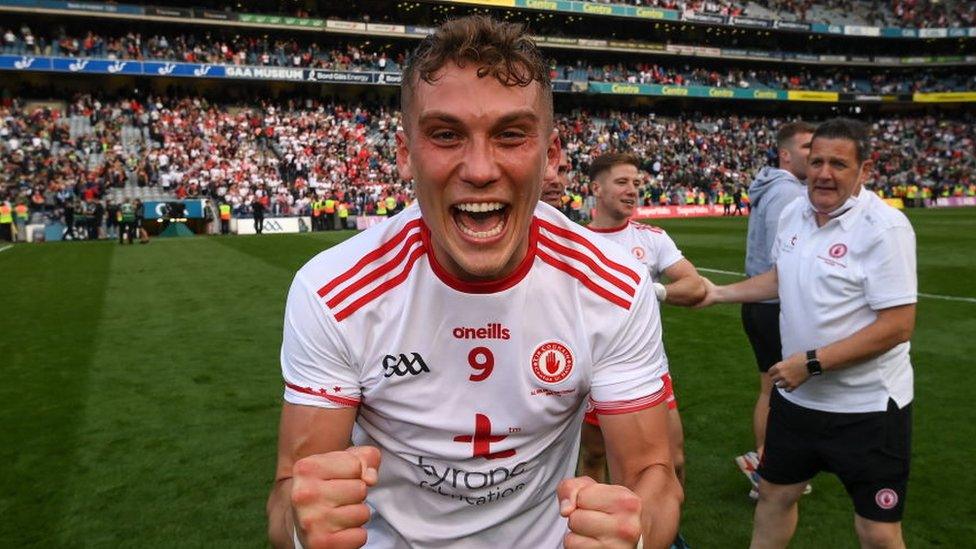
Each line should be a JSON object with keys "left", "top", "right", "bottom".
{"left": 773, "top": 189, "right": 917, "bottom": 413}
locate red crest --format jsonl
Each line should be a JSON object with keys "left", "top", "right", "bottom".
{"left": 829, "top": 243, "right": 848, "bottom": 258}
{"left": 632, "top": 246, "right": 645, "bottom": 260}
{"left": 875, "top": 488, "right": 898, "bottom": 510}
{"left": 531, "top": 341, "right": 574, "bottom": 384}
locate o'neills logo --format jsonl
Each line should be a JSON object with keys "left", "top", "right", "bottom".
{"left": 453, "top": 323, "right": 511, "bottom": 340}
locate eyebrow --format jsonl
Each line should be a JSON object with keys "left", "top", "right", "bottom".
{"left": 416, "top": 109, "right": 541, "bottom": 129}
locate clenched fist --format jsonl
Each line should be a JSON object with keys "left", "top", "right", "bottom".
{"left": 557, "top": 476, "right": 643, "bottom": 548}
{"left": 290, "top": 446, "right": 381, "bottom": 549}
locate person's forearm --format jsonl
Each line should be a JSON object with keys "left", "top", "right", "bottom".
{"left": 630, "top": 464, "right": 683, "bottom": 549}
{"left": 664, "top": 276, "right": 706, "bottom": 307}
{"left": 267, "top": 479, "right": 296, "bottom": 549}
{"left": 817, "top": 310, "right": 914, "bottom": 372}
{"left": 716, "top": 269, "right": 778, "bottom": 304}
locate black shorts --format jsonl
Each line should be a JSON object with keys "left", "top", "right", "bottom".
{"left": 741, "top": 302, "right": 782, "bottom": 373}
{"left": 759, "top": 391, "right": 912, "bottom": 522}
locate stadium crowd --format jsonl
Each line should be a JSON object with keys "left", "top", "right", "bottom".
{"left": 2, "top": 94, "right": 973, "bottom": 240}
{"left": 581, "top": 0, "right": 976, "bottom": 28}
{"left": 555, "top": 61, "right": 976, "bottom": 94}
{"left": 1, "top": 26, "right": 403, "bottom": 72}
{"left": 3, "top": 26, "right": 974, "bottom": 95}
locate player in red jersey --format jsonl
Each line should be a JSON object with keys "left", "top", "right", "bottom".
{"left": 267, "top": 16, "right": 682, "bottom": 549}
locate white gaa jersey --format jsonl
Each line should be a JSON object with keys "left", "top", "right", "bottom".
{"left": 587, "top": 221, "right": 685, "bottom": 283}
{"left": 773, "top": 189, "right": 917, "bottom": 413}
{"left": 281, "top": 202, "right": 668, "bottom": 548}
{"left": 587, "top": 221, "right": 684, "bottom": 373}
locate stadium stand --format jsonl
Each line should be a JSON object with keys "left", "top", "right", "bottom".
{"left": 1, "top": 25, "right": 972, "bottom": 94}
{"left": 0, "top": 0, "right": 973, "bottom": 241}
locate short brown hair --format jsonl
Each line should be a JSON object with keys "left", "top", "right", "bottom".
{"left": 400, "top": 15, "right": 552, "bottom": 128}
{"left": 775, "top": 121, "right": 817, "bottom": 148}
{"left": 811, "top": 117, "right": 871, "bottom": 164}
{"left": 589, "top": 152, "right": 640, "bottom": 182}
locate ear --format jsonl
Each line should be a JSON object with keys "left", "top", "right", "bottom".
{"left": 395, "top": 130, "right": 412, "bottom": 182}
{"left": 544, "top": 131, "right": 561, "bottom": 182}
{"left": 857, "top": 159, "right": 874, "bottom": 186}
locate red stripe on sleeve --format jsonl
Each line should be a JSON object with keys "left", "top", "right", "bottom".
{"left": 538, "top": 233, "right": 636, "bottom": 297}
{"left": 536, "top": 219, "right": 641, "bottom": 284}
{"left": 334, "top": 245, "right": 427, "bottom": 321}
{"left": 284, "top": 382, "right": 360, "bottom": 407}
{"left": 326, "top": 232, "right": 424, "bottom": 309}
{"left": 589, "top": 385, "right": 668, "bottom": 416}
{"left": 537, "top": 249, "right": 632, "bottom": 310}
{"left": 317, "top": 218, "right": 423, "bottom": 298}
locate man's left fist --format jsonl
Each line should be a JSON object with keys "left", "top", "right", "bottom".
{"left": 557, "top": 476, "right": 642, "bottom": 548}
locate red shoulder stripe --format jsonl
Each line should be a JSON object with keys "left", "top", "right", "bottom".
{"left": 326, "top": 231, "right": 423, "bottom": 309}
{"left": 285, "top": 381, "right": 360, "bottom": 407}
{"left": 537, "top": 218, "right": 641, "bottom": 285}
{"left": 317, "top": 218, "right": 423, "bottom": 298}
{"left": 334, "top": 244, "right": 427, "bottom": 321}
{"left": 538, "top": 233, "right": 636, "bottom": 297}
{"left": 632, "top": 222, "right": 664, "bottom": 233}
{"left": 537, "top": 248, "right": 632, "bottom": 310}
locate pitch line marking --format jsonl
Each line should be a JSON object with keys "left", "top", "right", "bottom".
{"left": 697, "top": 267, "right": 976, "bottom": 304}
{"left": 0, "top": 245, "right": 13, "bottom": 254}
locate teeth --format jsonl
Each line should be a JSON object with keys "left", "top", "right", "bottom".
{"left": 455, "top": 202, "right": 504, "bottom": 213}
{"left": 458, "top": 221, "right": 504, "bottom": 239}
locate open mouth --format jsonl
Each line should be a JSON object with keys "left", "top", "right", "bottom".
{"left": 452, "top": 202, "right": 509, "bottom": 240}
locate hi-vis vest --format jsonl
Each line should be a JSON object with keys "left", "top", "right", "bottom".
{"left": 324, "top": 199, "right": 336, "bottom": 214}
{"left": 571, "top": 195, "right": 583, "bottom": 210}
{"left": 385, "top": 196, "right": 397, "bottom": 210}
{"left": 338, "top": 203, "right": 349, "bottom": 218}
{"left": 376, "top": 201, "right": 387, "bottom": 215}
{"left": 0, "top": 204, "right": 11, "bottom": 224}
{"left": 120, "top": 203, "right": 136, "bottom": 222}
{"left": 219, "top": 204, "right": 232, "bottom": 220}
{"left": 14, "top": 203, "right": 28, "bottom": 220}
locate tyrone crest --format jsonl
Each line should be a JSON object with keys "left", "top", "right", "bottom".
{"left": 531, "top": 341, "right": 574, "bottom": 384}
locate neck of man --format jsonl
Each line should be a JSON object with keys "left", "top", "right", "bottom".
{"left": 814, "top": 186, "right": 861, "bottom": 228}
{"left": 588, "top": 207, "right": 628, "bottom": 230}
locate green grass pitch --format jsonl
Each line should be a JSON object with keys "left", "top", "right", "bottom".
{"left": 1, "top": 208, "right": 974, "bottom": 547}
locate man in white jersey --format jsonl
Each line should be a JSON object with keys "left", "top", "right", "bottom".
{"left": 267, "top": 16, "right": 682, "bottom": 549}
{"left": 581, "top": 153, "right": 705, "bottom": 544}
{"left": 700, "top": 119, "right": 916, "bottom": 548}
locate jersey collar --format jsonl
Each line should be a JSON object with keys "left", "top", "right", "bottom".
{"left": 420, "top": 219, "right": 539, "bottom": 294}
{"left": 586, "top": 221, "right": 630, "bottom": 234}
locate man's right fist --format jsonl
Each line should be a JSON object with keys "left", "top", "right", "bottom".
{"left": 290, "top": 446, "right": 381, "bottom": 549}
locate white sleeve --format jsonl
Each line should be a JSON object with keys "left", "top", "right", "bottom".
{"left": 863, "top": 225, "right": 917, "bottom": 310}
{"left": 652, "top": 231, "right": 684, "bottom": 276}
{"left": 280, "top": 272, "right": 361, "bottom": 408}
{"left": 588, "top": 278, "right": 669, "bottom": 415}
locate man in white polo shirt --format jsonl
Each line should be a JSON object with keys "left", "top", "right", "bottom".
{"left": 700, "top": 118, "right": 916, "bottom": 548}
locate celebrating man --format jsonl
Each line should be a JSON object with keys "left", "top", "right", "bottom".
{"left": 267, "top": 16, "right": 681, "bottom": 549}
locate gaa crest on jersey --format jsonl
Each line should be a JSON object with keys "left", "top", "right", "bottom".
{"left": 631, "top": 246, "right": 645, "bottom": 260}
{"left": 829, "top": 243, "right": 848, "bottom": 258}
{"left": 531, "top": 341, "right": 574, "bottom": 384}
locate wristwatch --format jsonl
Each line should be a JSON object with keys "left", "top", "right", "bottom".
{"left": 806, "top": 350, "right": 823, "bottom": 376}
